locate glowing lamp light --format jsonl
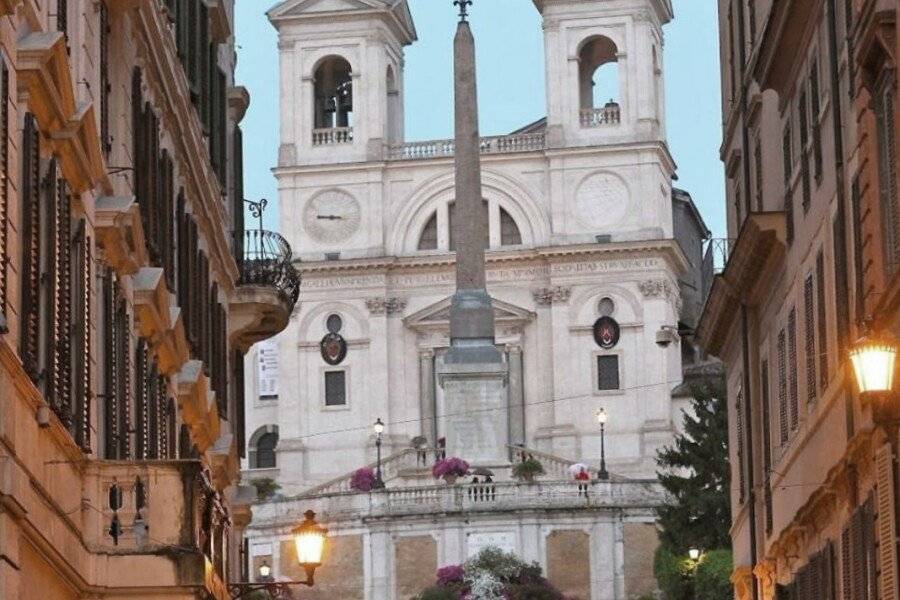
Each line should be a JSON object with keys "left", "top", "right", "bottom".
{"left": 258, "top": 561, "right": 271, "bottom": 579}
{"left": 293, "top": 510, "right": 328, "bottom": 584}
{"left": 596, "top": 408, "right": 608, "bottom": 425}
{"left": 849, "top": 335, "right": 897, "bottom": 394}
{"left": 688, "top": 548, "right": 701, "bottom": 561}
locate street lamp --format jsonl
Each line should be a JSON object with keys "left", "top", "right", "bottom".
{"left": 688, "top": 548, "right": 701, "bottom": 561}
{"left": 229, "top": 510, "right": 328, "bottom": 598}
{"left": 850, "top": 333, "right": 897, "bottom": 395}
{"left": 373, "top": 418, "right": 386, "bottom": 489}
{"left": 596, "top": 408, "right": 609, "bottom": 480}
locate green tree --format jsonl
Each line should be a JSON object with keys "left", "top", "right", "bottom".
{"left": 694, "top": 549, "right": 734, "bottom": 600}
{"left": 656, "top": 379, "right": 732, "bottom": 553}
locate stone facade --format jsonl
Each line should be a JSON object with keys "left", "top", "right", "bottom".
{"left": 701, "top": 0, "right": 899, "bottom": 598}
{"left": 0, "top": 2, "right": 294, "bottom": 599}
{"left": 243, "top": 0, "right": 711, "bottom": 598}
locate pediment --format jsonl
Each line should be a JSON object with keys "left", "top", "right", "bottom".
{"left": 404, "top": 296, "right": 535, "bottom": 332}
{"left": 269, "top": 0, "right": 416, "bottom": 43}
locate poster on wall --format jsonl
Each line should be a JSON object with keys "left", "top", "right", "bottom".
{"left": 257, "top": 339, "right": 279, "bottom": 400}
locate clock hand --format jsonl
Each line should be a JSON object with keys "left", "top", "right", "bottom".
{"left": 317, "top": 215, "right": 344, "bottom": 220}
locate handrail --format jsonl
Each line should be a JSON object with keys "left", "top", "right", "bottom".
{"left": 297, "top": 447, "right": 438, "bottom": 498}
{"left": 507, "top": 444, "right": 579, "bottom": 478}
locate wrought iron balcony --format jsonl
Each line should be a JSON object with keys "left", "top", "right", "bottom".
{"left": 230, "top": 229, "right": 301, "bottom": 351}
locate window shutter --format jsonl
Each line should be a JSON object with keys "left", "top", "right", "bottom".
{"left": 736, "top": 389, "right": 746, "bottom": 504}
{"left": 57, "top": 0, "right": 68, "bottom": 39}
{"left": 778, "top": 329, "right": 789, "bottom": 443}
{"left": 46, "top": 165, "right": 74, "bottom": 428}
{"left": 234, "top": 351, "right": 246, "bottom": 458}
{"left": 804, "top": 276, "right": 816, "bottom": 402}
{"left": 761, "top": 360, "right": 773, "bottom": 532}
{"left": 117, "top": 298, "right": 132, "bottom": 459}
{"left": 20, "top": 114, "right": 42, "bottom": 380}
{"left": 798, "top": 91, "right": 811, "bottom": 210}
{"left": 754, "top": 137, "right": 763, "bottom": 211}
{"left": 842, "top": 526, "right": 852, "bottom": 600}
{"left": 232, "top": 127, "right": 245, "bottom": 263}
{"left": 102, "top": 271, "right": 119, "bottom": 458}
{"left": 72, "top": 221, "right": 91, "bottom": 451}
{"left": 851, "top": 177, "right": 865, "bottom": 323}
{"left": 833, "top": 214, "right": 850, "bottom": 352}
{"left": 783, "top": 122, "right": 795, "bottom": 243}
{"left": 135, "top": 339, "right": 150, "bottom": 459}
{"left": 788, "top": 308, "right": 799, "bottom": 429}
{"left": 876, "top": 443, "right": 898, "bottom": 600}
{"left": 810, "top": 59, "right": 823, "bottom": 179}
{"left": 874, "top": 79, "right": 898, "bottom": 275}
{"left": 99, "top": 0, "right": 110, "bottom": 155}
{"left": 0, "top": 60, "right": 8, "bottom": 329}
{"left": 816, "top": 251, "right": 828, "bottom": 388}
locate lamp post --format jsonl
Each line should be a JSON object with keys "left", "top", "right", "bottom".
{"left": 228, "top": 510, "right": 327, "bottom": 599}
{"left": 688, "top": 548, "right": 700, "bottom": 561}
{"left": 596, "top": 408, "right": 609, "bottom": 480}
{"left": 373, "top": 418, "right": 386, "bottom": 489}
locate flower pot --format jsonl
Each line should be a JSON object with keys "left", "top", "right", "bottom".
{"left": 443, "top": 474, "right": 459, "bottom": 485}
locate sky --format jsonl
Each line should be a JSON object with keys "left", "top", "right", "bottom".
{"left": 235, "top": 0, "right": 725, "bottom": 237}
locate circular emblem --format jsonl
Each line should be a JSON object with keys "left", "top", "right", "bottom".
{"left": 593, "top": 316, "right": 620, "bottom": 349}
{"left": 575, "top": 172, "right": 630, "bottom": 230}
{"left": 320, "top": 333, "right": 347, "bottom": 365}
{"left": 303, "top": 189, "right": 361, "bottom": 243}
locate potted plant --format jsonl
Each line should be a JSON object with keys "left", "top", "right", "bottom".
{"left": 350, "top": 467, "right": 377, "bottom": 492}
{"left": 512, "top": 457, "right": 545, "bottom": 483}
{"left": 432, "top": 457, "right": 469, "bottom": 484}
{"left": 249, "top": 477, "right": 281, "bottom": 501}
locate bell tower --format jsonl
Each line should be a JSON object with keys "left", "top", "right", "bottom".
{"left": 268, "top": 0, "right": 417, "bottom": 166}
{"left": 535, "top": 0, "right": 673, "bottom": 148}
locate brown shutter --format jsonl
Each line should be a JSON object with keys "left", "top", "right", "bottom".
{"left": 0, "top": 59, "right": 8, "bottom": 330}
{"left": 736, "top": 389, "right": 746, "bottom": 504}
{"left": 799, "top": 91, "right": 811, "bottom": 210}
{"left": 754, "top": 136, "right": 763, "bottom": 211}
{"left": 102, "top": 270, "right": 119, "bottom": 458}
{"left": 135, "top": 339, "right": 149, "bottom": 459}
{"left": 57, "top": 0, "right": 68, "bottom": 39}
{"left": 833, "top": 213, "right": 850, "bottom": 352}
{"left": 783, "top": 121, "right": 795, "bottom": 243}
{"left": 788, "top": 308, "right": 799, "bottom": 429}
{"left": 72, "top": 221, "right": 91, "bottom": 451}
{"left": 778, "top": 329, "right": 789, "bottom": 443}
{"left": 20, "top": 114, "right": 42, "bottom": 380}
{"left": 850, "top": 177, "right": 865, "bottom": 324}
{"left": 761, "top": 360, "right": 773, "bottom": 533}
{"left": 46, "top": 164, "right": 74, "bottom": 427}
{"left": 876, "top": 443, "right": 899, "bottom": 600}
{"left": 842, "top": 526, "right": 852, "bottom": 600}
{"left": 117, "top": 298, "right": 132, "bottom": 459}
{"left": 810, "top": 59, "right": 823, "bottom": 179}
{"left": 816, "top": 251, "right": 828, "bottom": 388}
{"left": 804, "top": 276, "right": 816, "bottom": 403}
{"left": 99, "top": 0, "right": 110, "bottom": 155}
{"left": 234, "top": 351, "right": 245, "bottom": 458}
{"left": 232, "top": 127, "right": 244, "bottom": 263}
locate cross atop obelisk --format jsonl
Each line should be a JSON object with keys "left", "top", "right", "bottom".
{"left": 446, "top": 0, "right": 500, "bottom": 364}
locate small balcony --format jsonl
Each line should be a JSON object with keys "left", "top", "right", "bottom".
{"left": 229, "top": 229, "right": 301, "bottom": 352}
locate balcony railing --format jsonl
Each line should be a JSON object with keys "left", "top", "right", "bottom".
{"left": 256, "top": 480, "right": 667, "bottom": 525}
{"left": 387, "top": 132, "right": 546, "bottom": 161}
{"left": 701, "top": 238, "right": 735, "bottom": 304}
{"left": 580, "top": 105, "right": 621, "bottom": 127}
{"left": 312, "top": 127, "right": 353, "bottom": 146}
{"left": 236, "top": 229, "right": 300, "bottom": 307}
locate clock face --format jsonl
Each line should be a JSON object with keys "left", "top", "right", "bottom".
{"left": 303, "top": 190, "right": 361, "bottom": 243}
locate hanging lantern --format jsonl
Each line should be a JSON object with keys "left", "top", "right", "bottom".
{"left": 293, "top": 510, "right": 328, "bottom": 584}
{"left": 849, "top": 334, "right": 897, "bottom": 394}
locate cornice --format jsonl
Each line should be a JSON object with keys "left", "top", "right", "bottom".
{"left": 295, "top": 240, "right": 688, "bottom": 277}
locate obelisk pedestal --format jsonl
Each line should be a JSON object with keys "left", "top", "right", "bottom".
{"left": 436, "top": 3, "right": 509, "bottom": 466}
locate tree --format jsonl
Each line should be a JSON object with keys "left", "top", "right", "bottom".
{"left": 656, "top": 379, "right": 732, "bottom": 553}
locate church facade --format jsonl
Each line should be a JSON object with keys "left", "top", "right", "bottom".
{"left": 242, "top": 1, "right": 711, "bottom": 599}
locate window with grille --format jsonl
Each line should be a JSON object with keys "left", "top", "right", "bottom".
{"left": 596, "top": 355, "right": 620, "bottom": 391}
{"left": 255, "top": 432, "right": 278, "bottom": 469}
{"left": 418, "top": 212, "right": 438, "bottom": 250}
{"left": 325, "top": 370, "right": 347, "bottom": 406}
{"left": 499, "top": 207, "right": 522, "bottom": 246}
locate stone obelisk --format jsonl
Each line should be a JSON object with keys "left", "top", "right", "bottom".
{"left": 438, "top": 0, "right": 509, "bottom": 465}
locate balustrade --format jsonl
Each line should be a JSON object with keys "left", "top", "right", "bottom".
{"left": 580, "top": 105, "right": 621, "bottom": 127}
{"left": 312, "top": 127, "right": 353, "bottom": 145}
{"left": 387, "top": 132, "right": 546, "bottom": 160}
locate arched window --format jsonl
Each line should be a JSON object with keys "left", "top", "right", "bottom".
{"left": 386, "top": 65, "right": 400, "bottom": 143}
{"left": 314, "top": 57, "right": 353, "bottom": 129}
{"left": 249, "top": 425, "right": 279, "bottom": 469}
{"left": 499, "top": 207, "right": 522, "bottom": 246}
{"left": 418, "top": 212, "right": 438, "bottom": 250}
{"left": 578, "top": 36, "right": 620, "bottom": 126}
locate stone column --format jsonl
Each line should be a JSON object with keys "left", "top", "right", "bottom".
{"left": 368, "top": 530, "right": 391, "bottom": 599}
{"left": 419, "top": 349, "right": 437, "bottom": 443}
{"left": 507, "top": 345, "right": 525, "bottom": 450}
{"left": 590, "top": 520, "right": 618, "bottom": 600}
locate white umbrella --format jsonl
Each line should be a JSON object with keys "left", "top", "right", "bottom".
{"left": 568, "top": 463, "right": 590, "bottom": 475}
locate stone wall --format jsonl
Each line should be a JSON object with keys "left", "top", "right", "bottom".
{"left": 394, "top": 535, "right": 438, "bottom": 599}
{"left": 546, "top": 529, "right": 591, "bottom": 600}
{"left": 281, "top": 535, "right": 364, "bottom": 600}
{"left": 623, "top": 522, "right": 660, "bottom": 599}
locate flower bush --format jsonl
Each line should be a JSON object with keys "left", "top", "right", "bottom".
{"left": 349, "top": 467, "right": 376, "bottom": 492}
{"left": 413, "top": 547, "right": 570, "bottom": 600}
{"left": 432, "top": 457, "right": 470, "bottom": 479}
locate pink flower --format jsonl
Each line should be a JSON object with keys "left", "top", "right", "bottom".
{"left": 350, "top": 467, "right": 376, "bottom": 492}
{"left": 432, "top": 457, "right": 470, "bottom": 479}
{"left": 436, "top": 565, "right": 465, "bottom": 585}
